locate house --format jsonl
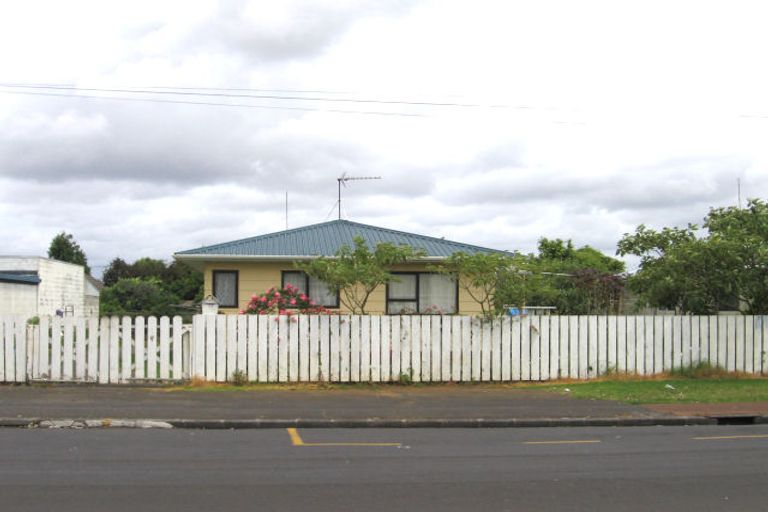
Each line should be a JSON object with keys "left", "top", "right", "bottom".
{"left": 0, "top": 256, "right": 101, "bottom": 319}
{"left": 174, "top": 219, "right": 509, "bottom": 315}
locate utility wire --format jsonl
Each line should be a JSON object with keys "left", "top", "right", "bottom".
{"left": 0, "top": 89, "right": 424, "bottom": 117}
{"left": 0, "top": 83, "right": 503, "bottom": 109}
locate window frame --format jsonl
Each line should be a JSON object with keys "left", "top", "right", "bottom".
{"left": 212, "top": 270, "right": 239, "bottom": 308}
{"left": 386, "top": 272, "right": 459, "bottom": 315}
{"left": 280, "top": 270, "right": 340, "bottom": 309}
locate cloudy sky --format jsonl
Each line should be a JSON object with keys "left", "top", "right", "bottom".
{"left": 1, "top": 0, "right": 766, "bottom": 276}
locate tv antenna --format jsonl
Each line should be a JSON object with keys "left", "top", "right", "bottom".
{"left": 337, "top": 173, "right": 381, "bottom": 219}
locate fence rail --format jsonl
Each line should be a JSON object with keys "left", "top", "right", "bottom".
{"left": 1, "top": 314, "right": 766, "bottom": 384}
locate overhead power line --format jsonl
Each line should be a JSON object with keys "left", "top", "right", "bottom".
{"left": 0, "top": 88, "right": 423, "bottom": 117}
{"left": 0, "top": 83, "right": 500, "bottom": 109}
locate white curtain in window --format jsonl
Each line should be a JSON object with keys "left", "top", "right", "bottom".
{"left": 418, "top": 274, "right": 456, "bottom": 314}
{"left": 309, "top": 277, "right": 336, "bottom": 307}
{"left": 214, "top": 273, "right": 237, "bottom": 307}
{"left": 389, "top": 301, "right": 418, "bottom": 314}
{"left": 283, "top": 271, "right": 307, "bottom": 294}
{"left": 388, "top": 274, "right": 417, "bottom": 299}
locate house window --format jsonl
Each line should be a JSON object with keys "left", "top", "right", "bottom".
{"left": 281, "top": 271, "right": 339, "bottom": 308}
{"left": 212, "top": 270, "right": 238, "bottom": 308}
{"left": 387, "top": 273, "right": 457, "bottom": 314}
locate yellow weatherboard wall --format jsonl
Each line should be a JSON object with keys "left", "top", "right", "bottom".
{"left": 203, "top": 261, "right": 483, "bottom": 315}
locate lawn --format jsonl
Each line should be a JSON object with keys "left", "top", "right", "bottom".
{"left": 533, "top": 378, "right": 768, "bottom": 404}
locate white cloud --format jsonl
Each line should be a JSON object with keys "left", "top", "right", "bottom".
{"left": 1, "top": 0, "right": 767, "bottom": 276}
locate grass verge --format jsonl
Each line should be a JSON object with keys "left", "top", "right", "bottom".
{"left": 532, "top": 378, "right": 768, "bottom": 404}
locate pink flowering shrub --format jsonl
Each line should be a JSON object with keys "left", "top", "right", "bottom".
{"left": 240, "top": 284, "right": 330, "bottom": 315}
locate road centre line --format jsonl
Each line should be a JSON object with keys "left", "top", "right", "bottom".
{"left": 523, "top": 440, "right": 602, "bottom": 445}
{"left": 286, "top": 428, "right": 401, "bottom": 447}
{"left": 693, "top": 434, "right": 768, "bottom": 441}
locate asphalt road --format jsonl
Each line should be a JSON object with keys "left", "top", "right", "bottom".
{"left": 1, "top": 425, "right": 767, "bottom": 511}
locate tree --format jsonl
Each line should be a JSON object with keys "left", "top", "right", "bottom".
{"left": 102, "top": 257, "right": 131, "bottom": 286}
{"left": 298, "top": 236, "right": 426, "bottom": 314}
{"left": 431, "top": 252, "right": 526, "bottom": 319}
{"left": 99, "top": 278, "right": 179, "bottom": 317}
{"left": 617, "top": 199, "right": 768, "bottom": 314}
{"left": 528, "top": 238, "right": 626, "bottom": 314}
{"left": 48, "top": 232, "right": 90, "bottom": 274}
{"left": 101, "top": 257, "right": 203, "bottom": 301}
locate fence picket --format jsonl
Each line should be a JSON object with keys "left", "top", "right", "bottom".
{"left": 15, "top": 319, "right": 26, "bottom": 382}
{"left": 420, "top": 316, "right": 431, "bottom": 382}
{"left": 318, "top": 315, "right": 329, "bottom": 382}
{"left": 226, "top": 315, "right": 238, "bottom": 381}
{"left": 278, "top": 315, "right": 289, "bottom": 382}
{"left": 499, "top": 316, "right": 511, "bottom": 381}
{"left": 39, "top": 316, "right": 50, "bottom": 380}
{"left": 257, "top": 315, "right": 268, "bottom": 381}
{"left": 470, "top": 317, "right": 481, "bottom": 381}
{"left": 301, "top": 315, "right": 311, "bottom": 382}
{"left": 237, "top": 315, "right": 247, "bottom": 376}
{"left": 744, "top": 316, "right": 754, "bottom": 374}
{"left": 160, "top": 316, "right": 171, "bottom": 380}
{"left": 215, "top": 315, "right": 226, "bottom": 382}
{"left": 587, "top": 315, "right": 597, "bottom": 378}
{"left": 735, "top": 315, "right": 745, "bottom": 372}
{"left": 390, "top": 316, "right": 401, "bottom": 380}
{"left": 50, "top": 316, "right": 61, "bottom": 381}
{"left": 634, "top": 316, "right": 645, "bottom": 375}
{"left": 192, "top": 315, "right": 205, "bottom": 379}
{"left": 173, "top": 316, "right": 183, "bottom": 380}
{"left": 432, "top": 316, "right": 443, "bottom": 381}
{"left": 652, "top": 316, "right": 663, "bottom": 374}
{"left": 461, "top": 316, "right": 472, "bottom": 381}
{"left": 380, "top": 316, "right": 391, "bottom": 381}
{"left": 548, "top": 317, "right": 560, "bottom": 379}
{"left": 411, "top": 316, "right": 422, "bottom": 382}
{"left": 108, "top": 316, "right": 120, "bottom": 383}
{"left": 539, "top": 316, "right": 550, "bottom": 381}
{"left": 606, "top": 316, "right": 617, "bottom": 374}
{"left": 481, "top": 318, "right": 492, "bottom": 381}
{"left": 359, "top": 315, "right": 370, "bottom": 382}
{"left": 596, "top": 316, "right": 606, "bottom": 376}
{"left": 75, "top": 317, "right": 86, "bottom": 380}
{"left": 492, "top": 318, "right": 503, "bottom": 381}
{"left": 530, "top": 316, "right": 541, "bottom": 381}
{"left": 558, "top": 317, "right": 569, "bottom": 379}
{"left": 340, "top": 315, "right": 351, "bottom": 382}
{"left": 521, "top": 316, "right": 531, "bottom": 381}
{"left": 371, "top": 315, "right": 381, "bottom": 382}
{"left": 681, "top": 315, "right": 691, "bottom": 369}
{"left": 122, "top": 317, "right": 133, "bottom": 381}
{"left": 288, "top": 314, "right": 299, "bottom": 381}
{"left": 568, "top": 316, "right": 579, "bottom": 378}
{"left": 246, "top": 316, "right": 257, "bottom": 382}
{"left": 690, "top": 316, "right": 700, "bottom": 368}
{"left": 0, "top": 318, "right": 6, "bottom": 382}
{"left": 616, "top": 316, "right": 626, "bottom": 373}
{"left": 329, "top": 315, "right": 340, "bottom": 381}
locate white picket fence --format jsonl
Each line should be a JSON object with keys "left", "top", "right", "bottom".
{"left": 1, "top": 314, "right": 767, "bottom": 384}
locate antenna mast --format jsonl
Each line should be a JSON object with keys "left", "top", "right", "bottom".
{"left": 337, "top": 173, "right": 382, "bottom": 219}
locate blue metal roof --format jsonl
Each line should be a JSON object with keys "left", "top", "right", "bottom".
{"left": 176, "top": 220, "right": 507, "bottom": 258}
{"left": 0, "top": 273, "right": 40, "bottom": 285}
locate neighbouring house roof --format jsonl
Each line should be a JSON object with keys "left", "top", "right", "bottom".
{"left": 176, "top": 219, "right": 509, "bottom": 261}
{"left": 85, "top": 274, "right": 104, "bottom": 291}
{"left": 0, "top": 272, "right": 41, "bottom": 285}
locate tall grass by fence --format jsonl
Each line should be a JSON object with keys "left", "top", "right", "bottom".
{"left": 1, "top": 314, "right": 766, "bottom": 384}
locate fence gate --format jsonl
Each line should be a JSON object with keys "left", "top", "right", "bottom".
{"left": 26, "top": 316, "right": 189, "bottom": 384}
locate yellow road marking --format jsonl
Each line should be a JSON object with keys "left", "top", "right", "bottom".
{"left": 286, "top": 428, "right": 401, "bottom": 447}
{"left": 523, "top": 440, "right": 602, "bottom": 445}
{"left": 693, "top": 434, "right": 768, "bottom": 441}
